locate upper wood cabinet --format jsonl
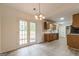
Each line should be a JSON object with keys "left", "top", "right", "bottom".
{"left": 73, "top": 14, "right": 79, "bottom": 27}
{"left": 44, "top": 22, "right": 50, "bottom": 29}
{"left": 44, "top": 21, "right": 56, "bottom": 30}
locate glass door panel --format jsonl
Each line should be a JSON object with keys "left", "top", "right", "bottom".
{"left": 19, "top": 20, "right": 27, "bottom": 45}
{"left": 30, "top": 22, "right": 36, "bottom": 43}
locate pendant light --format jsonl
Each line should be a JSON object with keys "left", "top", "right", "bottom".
{"left": 33, "top": 3, "right": 45, "bottom": 20}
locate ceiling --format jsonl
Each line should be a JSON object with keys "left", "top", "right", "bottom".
{"left": 2, "top": 3, "right": 79, "bottom": 25}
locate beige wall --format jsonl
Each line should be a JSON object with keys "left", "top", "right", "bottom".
{"left": 0, "top": 5, "right": 43, "bottom": 53}
{"left": 0, "top": 5, "right": 2, "bottom": 53}
{"left": 0, "top": 15, "right": 1, "bottom": 53}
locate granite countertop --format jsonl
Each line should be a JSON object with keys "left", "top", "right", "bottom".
{"left": 68, "top": 33, "right": 79, "bottom": 35}
{"left": 44, "top": 32, "right": 58, "bottom": 34}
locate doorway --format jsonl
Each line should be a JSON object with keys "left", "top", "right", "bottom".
{"left": 59, "top": 24, "right": 66, "bottom": 38}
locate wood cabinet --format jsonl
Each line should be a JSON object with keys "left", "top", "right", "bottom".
{"left": 44, "top": 22, "right": 50, "bottom": 29}
{"left": 67, "top": 13, "right": 79, "bottom": 49}
{"left": 44, "top": 34, "right": 50, "bottom": 42}
{"left": 44, "top": 21, "right": 56, "bottom": 30}
{"left": 43, "top": 20, "right": 58, "bottom": 42}
{"left": 73, "top": 14, "right": 79, "bottom": 27}
{"left": 67, "top": 34, "right": 79, "bottom": 49}
{"left": 44, "top": 33, "right": 58, "bottom": 42}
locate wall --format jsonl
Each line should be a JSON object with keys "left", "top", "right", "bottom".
{"left": 0, "top": 5, "right": 43, "bottom": 53}
{"left": 0, "top": 5, "right": 2, "bottom": 53}
{"left": 0, "top": 14, "right": 1, "bottom": 53}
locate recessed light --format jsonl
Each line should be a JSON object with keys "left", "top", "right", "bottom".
{"left": 60, "top": 17, "right": 64, "bottom": 20}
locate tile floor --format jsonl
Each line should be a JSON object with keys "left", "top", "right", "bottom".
{"left": 0, "top": 37, "right": 79, "bottom": 56}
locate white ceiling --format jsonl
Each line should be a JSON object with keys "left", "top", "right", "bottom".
{"left": 2, "top": 3, "right": 79, "bottom": 25}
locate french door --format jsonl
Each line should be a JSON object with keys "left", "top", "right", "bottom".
{"left": 30, "top": 22, "right": 36, "bottom": 44}
{"left": 19, "top": 20, "right": 27, "bottom": 45}
{"left": 19, "top": 20, "right": 36, "bottom": 46}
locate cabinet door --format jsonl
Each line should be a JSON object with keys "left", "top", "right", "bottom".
{"left": 44, "top": 22, "right": 52, "bottom": 30}
{"left": 47, "top": 23, "right": 50, "bottom": 29}
{"left": 44, "top": 22, "right": 47, "bottom": 29}
{"left": 73, "top": 14, "right": 79, "bottom": 27}
{"left": 49, "top": 34, "right": 53, "bottom": 41}
{"left": 44, "top": 34, "right": 49, "bottom": 42}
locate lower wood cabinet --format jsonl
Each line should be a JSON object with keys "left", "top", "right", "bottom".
{"left": 67, "top": 34, "right": 79, "bottom": 49}
{"left": 44, "top": 33, "right": 59, "bottom": 42}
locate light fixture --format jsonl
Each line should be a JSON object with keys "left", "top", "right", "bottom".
{"left": 33, "top": 3, "right": 45, "bottom": 20}
{"left": 60, "top": 17, "right": 64, "bottom": 20}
